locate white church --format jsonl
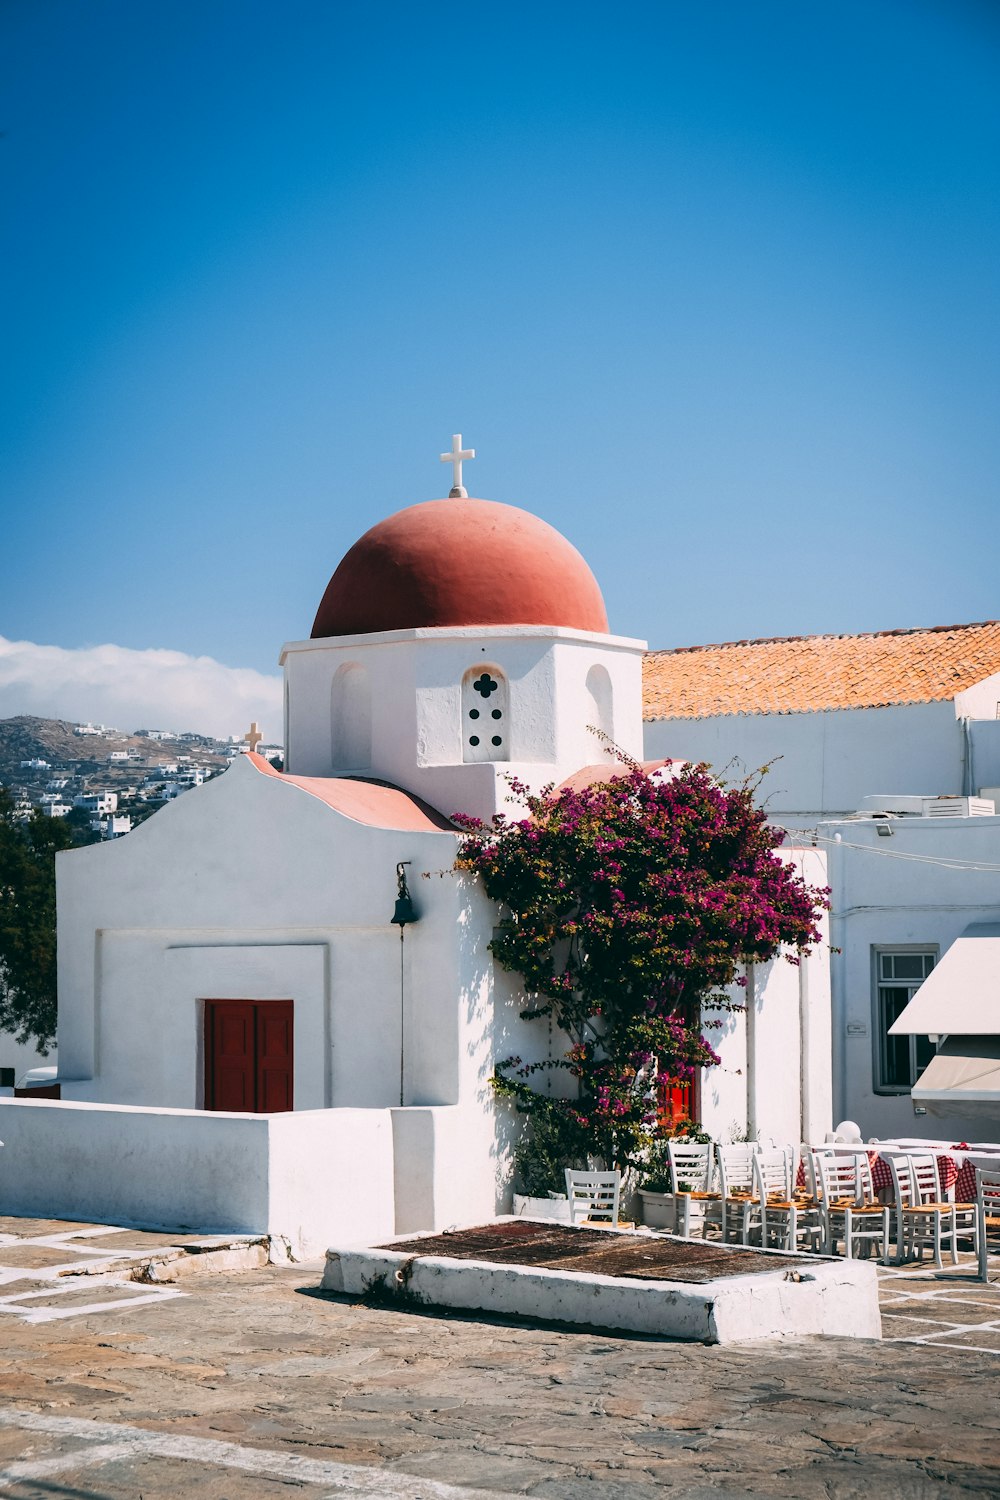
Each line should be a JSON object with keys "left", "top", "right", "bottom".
{"left": 0, "top": 440, "right": 831, "bottom": 1254}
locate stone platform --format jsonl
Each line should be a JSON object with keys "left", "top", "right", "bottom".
{"left": 321, "top": 1218, "right": 882, "bottom": 1343}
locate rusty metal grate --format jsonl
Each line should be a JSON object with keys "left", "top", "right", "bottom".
{"left": 378, "top": 1222, "right": 814, "bottom": 1283}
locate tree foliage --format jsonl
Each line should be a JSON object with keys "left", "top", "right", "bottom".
{"left": 0, "top": 787, "right": 94, "bottom": 1050}
{"left": 455, "top": 761, "right": 828, "bottom": 1179}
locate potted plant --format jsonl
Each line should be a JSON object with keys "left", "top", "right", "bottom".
{"left": 510, "top": 1103, "right": 587, "bottom": 1222}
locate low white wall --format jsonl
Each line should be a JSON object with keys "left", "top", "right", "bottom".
{"left": 391, "top": 1104, "right": 496, "bottom": 1234}
{"left": 323, "top": 1238, "right": 882, "bottom": 1343}
{"left": 267, "top": 1108, "right": 395, "bottom": 1254}
{"left": 0, "top": 1099, "right": 395, "bottom": 1258}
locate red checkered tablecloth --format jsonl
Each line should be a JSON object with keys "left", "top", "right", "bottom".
{"left": 796, "top": 1150, "right": 978, "bottom": 1200}
{"left": 795, "top": 1150, "right": 879, "bottom": 1191}
{"left": 954, "top": 1161, "right": 978, "bottom": 1203}
{"left": 803, "top": 1150, "right": 975, "bottom": 1200}
{"left": 869, "top": 1152, "right": 959, "bottom": 1195}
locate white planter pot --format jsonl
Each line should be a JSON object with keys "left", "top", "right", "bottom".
{"left": 638, "top": 1189, "right": 676, "bottom": 1231}
{"left": 512, "top": 1193, "right": 571, "bottom": 1223}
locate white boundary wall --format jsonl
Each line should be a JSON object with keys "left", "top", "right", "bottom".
{"left": 0, "top": 1099, "right": 395, "bottom": 1258}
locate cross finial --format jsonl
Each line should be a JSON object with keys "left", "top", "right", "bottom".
{"left": 440, "top": 433, "right": 475, "bottom": 498}
{"left": 244, "top": 721, "right": 263, "bottom": 753}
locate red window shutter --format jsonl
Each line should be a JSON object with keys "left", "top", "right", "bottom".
{"left": 206, "top": 1000, "right": 255, "bottom": 1111}
{"left": 657, "top": 1074, "right": 696, "bottom": 1129}
{"left": 255, "top": 1000, "right": 294, "bottom": 1113}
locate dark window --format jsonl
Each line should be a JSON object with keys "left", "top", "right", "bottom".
{"left": 469, "top": 735, "right": 480, "bottom": 746}
{"left": 0, "top": 1068, "right": 14, "bottom": 1088}
{"left": 491, "top": 736, "right": 502, "bottom": 746}
{"left": 491, "top": 709, "right": 502, "bottom": 719}
{"left": 473, "top": 673, "right": 499, "bottom": 698}
{"left": 875, "top": 949, "right": 936, "bottom": 1092}
{"left": 469, "top": 709, "right": 480, "bottom": 719}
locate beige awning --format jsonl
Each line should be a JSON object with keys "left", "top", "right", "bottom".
{"left": 912, "top": 1038, "right": 1000, "bottom": 1121}
{"left": 888, "top": 923, "right": 1000, "bottom": 1036}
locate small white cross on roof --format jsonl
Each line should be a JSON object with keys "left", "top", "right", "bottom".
{"left": 440, "top": 433, "right": 475, "bottom": 497}
{"left": 244, "top": 721, "right": 263, "bottom": 753}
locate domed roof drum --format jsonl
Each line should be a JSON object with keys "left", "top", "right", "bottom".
{"left": 312, "top": 497, "right": 609, "bottom": 638}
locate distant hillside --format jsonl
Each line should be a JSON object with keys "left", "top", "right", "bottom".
{"left": 0, "top": 716, "right": 235, "bottom": 812}
{"left": 0, "top": 715, "right": 102, "bottom": 766}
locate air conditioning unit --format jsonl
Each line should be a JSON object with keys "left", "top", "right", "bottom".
{"left": 922, "top": 796, "right": 995, "bottom": 818}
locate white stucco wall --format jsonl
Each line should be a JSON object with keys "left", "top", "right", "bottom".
{"left": 821, "top": 811, "right": 1000, "bottom": 1140}
{"left": 52, "top": 754, "right": 553, "bottom": 1237}
{"left": 283, "top": 625, "right": 646, "bottom": 822}
{"left": 391, "top": 1104, "right": 497, "bottom": 1233}
{"left": 643, "top": 700, "right": 965, "bottom": 827}
{"left": 0, "top": 1098, "right": 395, "bottom": 1257}
{"left": 700, "top": 848, "right": 831, "bottom": 1149}
{"left": 55, "top": 755, "right": 486, "bottom": 1114}
{"left": 955, "top": 670, "right": 1000, "bottom": 720}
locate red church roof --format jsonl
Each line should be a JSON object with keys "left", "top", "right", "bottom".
{"left": 311, "top": 497, "right": 609, "bottom": 638}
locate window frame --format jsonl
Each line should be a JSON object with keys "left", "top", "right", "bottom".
{"left": 870, "top": 944, "right": 939, "bottom": 1096}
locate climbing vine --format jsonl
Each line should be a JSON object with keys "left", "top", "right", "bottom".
{"left": 455, "top": 760, "right": 827, "bottom": 1178}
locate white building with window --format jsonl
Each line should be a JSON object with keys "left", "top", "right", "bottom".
{"left": 642, "top": 626, "right": 1000, "bottom": 1136}
{"left": 643, "top": 622, "right": 1000, "bottom": 829}
{"left": 74, "top": 791, "right": 118, "bottom": 816}
{"left": 811, "top": 805, "right": 1000, "bottom": 1136}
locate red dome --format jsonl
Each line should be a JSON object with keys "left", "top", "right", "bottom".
{"left": 311, "top": 497, "right": 609, "bottom": 638}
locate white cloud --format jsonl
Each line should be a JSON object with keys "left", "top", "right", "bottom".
{"left": 0, "top": 636, "right": 283, "bottom": 742}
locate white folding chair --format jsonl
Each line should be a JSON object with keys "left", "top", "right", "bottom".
{"left": 976, "top": 1169, "right": 1000, "bottom": 1282}
{"left": 666, "top": 1141, "right": 719, "bottom": 1239}
{"left": 815, "top": 1151, "right": 889, "bottom": 1261}
{"left": 564, "top": 1169, "right": 621, "bottom": 1226}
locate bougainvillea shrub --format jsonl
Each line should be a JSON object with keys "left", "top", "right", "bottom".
{"left": 455, "top": 761, "right": 828, "bottom": 1179}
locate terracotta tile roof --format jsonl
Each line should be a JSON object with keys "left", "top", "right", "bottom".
{"left": 643, "top": 621, "right": 1000, "bottom": 721}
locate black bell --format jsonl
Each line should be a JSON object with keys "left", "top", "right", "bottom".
{"left": 390, "top": 861, "right": 419, "bottom": 927}
{"left": 391, "top": 892, "right": 417, "bottom": 926}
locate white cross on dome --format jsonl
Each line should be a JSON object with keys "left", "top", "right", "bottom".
{"left": 440, "top": 434, "right": 475, "bottom": 497}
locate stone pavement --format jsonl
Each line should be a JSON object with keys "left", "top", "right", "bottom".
{"left": 0, "top": 1215, "right": 271, "bottom": 1324}
{"left": 0, "top": 1220, "right": 997, "bottom": 1497}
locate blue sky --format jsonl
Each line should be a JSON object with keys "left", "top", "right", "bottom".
{"left": 1, "top": 0, "right": 998, "bottom": 732}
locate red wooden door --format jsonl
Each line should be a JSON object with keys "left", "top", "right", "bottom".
{"left": 205, "top": 1000, "right": 293, "bottom": 1113}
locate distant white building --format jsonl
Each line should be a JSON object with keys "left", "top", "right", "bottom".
{"left": 74, "top": 792, "right": 118, "bottom": 816}
{"left": 643, "top": 622, "right": 1000, "bottom": 829}
{"left": 90, "top": 813, "right": 132, "bottom": 839}
{"left": 20, "top": 758, "right": 50, "bottom": 771}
